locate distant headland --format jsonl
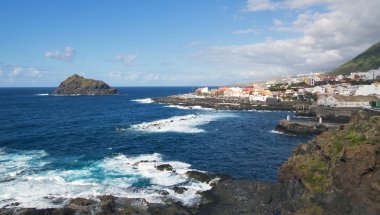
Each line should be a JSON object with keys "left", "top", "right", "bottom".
{"left": 51, "top": 74, "right": 118, "bottom": 96}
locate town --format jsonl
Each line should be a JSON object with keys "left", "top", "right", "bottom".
{"left": 193, "top": 67, "right": 380, "bottom": 109}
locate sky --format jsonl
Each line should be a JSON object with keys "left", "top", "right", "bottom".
{"left": 1, "top": 0, "right": 380, "bottom": 87}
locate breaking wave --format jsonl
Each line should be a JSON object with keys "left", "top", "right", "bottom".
{"left": 130, "top": 113, "right": 234, "bottom": 133}
{"left": 164, "top": 105, "right": 214, "bottom": 111}
{"left": 131, "top": 98, "right": 153, "bottom": 104}
{"left": 0, "top": 149, "right": 212, "bottom": 209}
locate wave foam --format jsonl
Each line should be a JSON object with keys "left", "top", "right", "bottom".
{"left": 0, "top": 151, "right": 212, "bottom": 209}
{"left": 164, "top": 105, "right": 214, "bottom": 111}
{"left": 36, "top": 93, "right": 49, "bottom": 96}
{"left": 131, "top": 98, "right": 153, "bottom": 104}
{"left": 130, "top": 113, "right": 233, "bottom": 133}
{"left": 269, "top": 130, "right": 295, "bottom": 136}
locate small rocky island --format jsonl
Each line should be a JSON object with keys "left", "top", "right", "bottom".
{"left": 52, "top": 74, "right": 118, "bottom": 95}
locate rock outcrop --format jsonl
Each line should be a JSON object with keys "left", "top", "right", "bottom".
{"left": 52, "top": 74, "right": 118, "bottom": 95}
{"left": 278, "top": 111, "right": 380, "bottom": 214}
{"left": 276, "top": 120, "right": 329, "bottom": 135}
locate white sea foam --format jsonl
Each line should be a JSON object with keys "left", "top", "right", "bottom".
{"left": 130, "top": 113, "right": 233, "bottom": 133}
{"left": 269, "top": 130, "right": 295, "bottom": 136}
{"left": 269, "top": 130, "right": 284, "bottom": 134}
{"left": 164, "top": 105, "right": 214, "bottom": 111}
{"left": 131, "top": 98, "right": 153, "bottom": 104}
{"left": 36, "top": 93, "right": 49, "bottom": 96}
{"left": 164, "top": 105, "right": 192, "bottom": 110}
{"left": 0, "top": 151, "right": 213, "bottom": 209}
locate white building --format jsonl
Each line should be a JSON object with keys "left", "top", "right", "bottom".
{"left": 335, "top": 85, "right": 353, "bottom": 95}
{"left": 365, "top": 68, "right": 380, "bottom": 80}
{"left": 249, "top": 94, "right": 269, "bottom": 102}
{"left": 354, "top": 84, "right": 380, "bottom": 96}
{"left": 318, "top": 95, "right": 379, "bottom": 108}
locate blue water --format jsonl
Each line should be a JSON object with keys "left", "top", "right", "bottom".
{"left": 0, "top": 87, "right": 308, "bottom": 208}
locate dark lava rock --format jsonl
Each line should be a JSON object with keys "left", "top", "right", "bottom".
{"left": 172, "top": 186, "right": 188, "bottom": 194}
{"left": 52, "top": 74, "right": 118, "bottom": 96}
{"left": 185, "top": 171, "right": 231, "bottom": 184}
{"left": 196, "top": 179, "right": 282, "bottom": 215}
{"left": 276, "top": 119, "right": 328, "bottom": 135}
{"left": 155, "top": 164, "right": 174, "bottom": 171}
{"left": 69, "top": 197, "right": 96, "bottom": 206}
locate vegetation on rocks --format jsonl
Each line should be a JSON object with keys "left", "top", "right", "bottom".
{"left": 280, "top": 110, "right": 380, "bottom": 214}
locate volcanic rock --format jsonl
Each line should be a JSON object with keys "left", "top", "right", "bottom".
{"left": 52, "top": 74, "right": 117, "bottom": 95}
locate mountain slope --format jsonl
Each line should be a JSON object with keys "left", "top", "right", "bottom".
{"left": 330, "top": 41, "right": 380, "bottom": 75}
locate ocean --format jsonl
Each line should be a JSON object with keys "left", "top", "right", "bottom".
{"left": 0, "top": 87, "right": 308, "bottom": 208}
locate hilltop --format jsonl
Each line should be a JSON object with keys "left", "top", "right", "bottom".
{"left": 330, "top": 41, "right": 380, "bottom": 75}
{"left": 52, "top": 74, "right": 118, "bottom": 95}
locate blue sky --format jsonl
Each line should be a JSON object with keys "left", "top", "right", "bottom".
{"left": 1, "top": 0, "right": 380, "bottom": 87}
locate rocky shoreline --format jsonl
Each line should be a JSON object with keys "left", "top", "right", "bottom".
{"left": 275, "top": 119, "right": 342, "bottom": 135}
{"left": 153, "top": 95, "right": 298, "bottom": 111}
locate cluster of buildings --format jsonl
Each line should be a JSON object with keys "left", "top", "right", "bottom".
{"left": 195, "top": 68, "right": 380, "bottom": 108}
{"left": 195, "top": 85, "right": 272, "bottom": 102}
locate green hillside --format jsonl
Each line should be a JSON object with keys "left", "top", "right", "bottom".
{"left": 330, "top": 41, "right": 380, "bottom": 75}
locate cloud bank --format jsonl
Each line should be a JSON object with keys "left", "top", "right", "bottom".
{"left": 195, "top": 0, "right": 380, "bottom": 80}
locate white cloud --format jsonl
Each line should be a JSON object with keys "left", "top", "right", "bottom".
{"left": 109, "top": 71, "right": 166, "bottom": 82}
{"left": 193, "top": 0, "right": 380, "bottom": 81}
{"left": 8, "top": 67, "right": 23, "bottom": 78}
{"left": 115, "top": 54, "right": 138, "bottom": 66}
{"left": 273, "top": 19, "right": 284, "bottom": 26}
{"left": 186, "top": 41, "right": 205, "bottom": 48}
{"left": 233, "top": 28, "right": 257, "bottom": 35}
{"left": 45, "top": 47, "right": 75, "bottom": 61}
{"left": 245, "top": 0, "right": 280, "bottom": 11}
{"left": 245, "top": 0, "right": 329, "bottom": 12}
{"left": 0, "top": 66, "right": 42, "bottom": 79}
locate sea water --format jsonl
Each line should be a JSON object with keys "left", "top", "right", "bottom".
{"left": 0, "top": 87, "right": 308, "bottom": 208}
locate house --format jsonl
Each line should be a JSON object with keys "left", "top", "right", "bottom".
{"left": 354, "top": 84, "right": 380, "bottom": 96}
{"left": 317, "top": 95, "right": 380, "bottom": 108}
{"left": 223, "top": 87, "right": 245, "bottom": 97}
{"left": 365, "top": 68, "right": 380, "bottom": 81}
{"left": 195, "top": 87, "right": 209, "bottom": 95}
{"left": 249, "top": 94, "right": 268, "bottom": 102}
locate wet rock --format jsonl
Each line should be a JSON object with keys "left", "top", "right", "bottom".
{"left": 185, "top": 171, "right": 231, "bottom": 184}
{"left": 69, "top": 197, "right": 96, "bottom": 206}
{"left": 155, "top": 164, "right": 174, "bottom": 171}
{"left": 197, "top": 179, "right": 282, "bottom": 215}
{"left": 172, "top": 186, "right": 188, "bottom": 194}
{"left": 276, "top": 120, "right": 329, "bottom": 135}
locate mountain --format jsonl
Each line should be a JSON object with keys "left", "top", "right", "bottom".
{"left": 52, "top": 74, "right": 118, "bottom": 95}
{"left": 330, "top": 41, "right": 380, "bottom": 75}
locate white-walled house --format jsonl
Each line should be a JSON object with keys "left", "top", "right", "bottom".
{"left": 318, "top": 95, "right": 379, "bottom": 108}
{"left": 249, "top": 94, "right": 269, "bottom": 102}
{"left": 354, "top": 84, "right": 380, "bottom": 96}
{"left": 365, "top": 68, "right": 380, "bottom": 80}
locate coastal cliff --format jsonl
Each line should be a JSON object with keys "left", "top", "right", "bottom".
{"left": 52, "top": 74, "right": 118, "bottom": 95}
{"left": 279, "top": 111, "right": 380, "bottom": 214}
